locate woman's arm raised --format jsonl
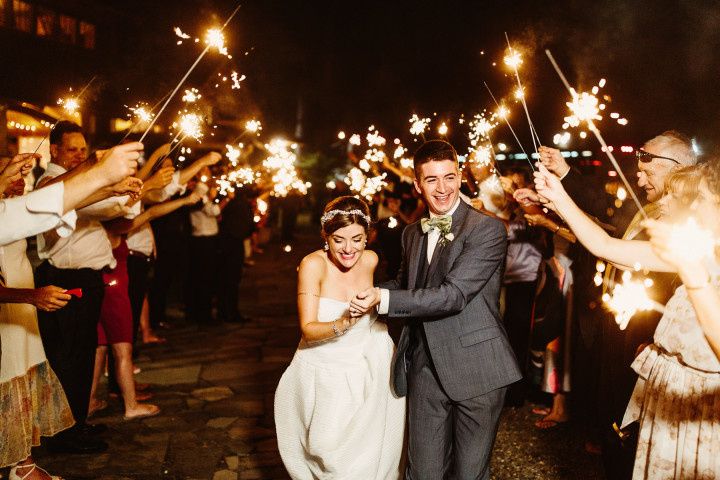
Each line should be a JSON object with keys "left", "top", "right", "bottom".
{"left": 533, "top": 163, "right": 673, "bottom": 272}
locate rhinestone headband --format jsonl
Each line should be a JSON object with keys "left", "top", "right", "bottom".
{"left": 320, "top": 209, "right": 371, "bottom": 226}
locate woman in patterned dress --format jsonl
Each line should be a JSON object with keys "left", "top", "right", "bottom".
{"left": 534, "top": 161, "right": 720, "bottom": 479}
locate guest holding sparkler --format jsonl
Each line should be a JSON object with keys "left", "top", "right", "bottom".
{"left": 534, "top": 160, "right": 720, "bottom": 479}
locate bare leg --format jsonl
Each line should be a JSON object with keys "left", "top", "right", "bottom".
{"left": 88, "top": 346, "right": 108, "bottom": 416}
{"left": 110, "top": 342, "right": 159, "bottom": 419}
{"left": 140, "top": 296, "right": 165, "bottom": 344}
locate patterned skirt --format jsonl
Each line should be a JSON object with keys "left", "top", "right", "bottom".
{"left": 0, "top": 360, "right": 74, "bottom": 467}
{"left": 623, "top": 345, "right": 720, "bottom": 479}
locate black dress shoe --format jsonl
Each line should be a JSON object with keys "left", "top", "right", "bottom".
{"left": 46, "top": 434, "right": 108, "bottom": 454}
{"left": 78, "top": 422, "right": 108, "bottom": 435}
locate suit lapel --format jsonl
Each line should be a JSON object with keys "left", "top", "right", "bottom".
{"left": 407, "top": 222, "right": 424, "bottom": 290}
{"left": 425, "top": 201, "right": 469, "bottom": 284}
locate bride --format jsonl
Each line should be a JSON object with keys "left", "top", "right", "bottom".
{"left": 274, "top": 196, "right": 405, "bottom": 479}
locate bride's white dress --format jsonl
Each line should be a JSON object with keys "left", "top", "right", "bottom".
{"left": 274, "top": 297, "right": 406, "bottom": 479}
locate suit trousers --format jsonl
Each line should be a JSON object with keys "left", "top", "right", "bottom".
{"left": 188, "top": 235, "right": 219, "bottom": 323}
{"left": 36, "top": 262, "right": 105, "bottom": 427}
{"left": 217, "top": 234, "right": 244, "bottom": 322}
{"left": 406, "top": 328, "right": 506, "bottom": 480}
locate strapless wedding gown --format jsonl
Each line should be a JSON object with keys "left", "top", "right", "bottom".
{"left": 274, "top": 297, "right": 406, "bottom": 479}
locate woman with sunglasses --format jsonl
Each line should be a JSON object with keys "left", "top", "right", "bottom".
{"left": 534, "top": 160, "right": 720, "bottom": 479}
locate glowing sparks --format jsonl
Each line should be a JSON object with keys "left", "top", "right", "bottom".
{"left": 667, "top": 218, "right": 716, "bottom": 262}
{"left": 602, "top": 276, "right": 659, "bottom": 330}
{"left": 174, "top": 112, "right": 203, "bottom": 141}
{"left": 182, "top": 88, "right": 201, "bottom": 103}
{"left": 174, "top": 27, "right": 191, "bottom": 40}
{"left": 393, "top": 145, "right": 406, "bottom": 159}
{"left": 205, "top": 28, "right": 230, "bottom": 57}
{"left": 388, "top": 216, "right": 398, "bottom": 229}
{"left": 245, "top": 119, "right": 262, "bottom": 134}
{"left": 349, "top": 134, "right": 361, "bottom": 146}
{"left": 496, "top": 105, "right": 509, "bottom": 119}
{"left": 128, "top": 104, "right": 154, "bottom": 125}
{"left": 514, "top": 87, "right": 525, "bottom": 100}
{"left": 225, "top": 144, "right": 242, "bottom": 166}
{"left": 263, "top": 139, "right": 309, "bottom": 197}
{"left": 468, "top": 111, "right": 498, "bottom": 152}
{"left": 337, "top": 131, "right": 346, "bottom": 140}
{"left": 231, "top": 71, "right": 245, "bottom": 89}
{"left": 409, "top": 114, "right": 430, "bottom": 136}
{"left": 503, "top": 50, "right": 523, "bottom": 69}
{"left": 400, "top": 158, "right": 414, "bottom": 169}
{"left": 366, "top": 129, "right": 386, "bottom": 147}
{"left": 57, "top": 96, "right": 80, "bottom": 115}
{"left": 438, "top": 122, "right": 449, "bottom": 136}
{"left": 344, "top": 167, "right": 387, "bottom": 201}
{"left": 562, "top": 79, "right": 628, "bottom": 130}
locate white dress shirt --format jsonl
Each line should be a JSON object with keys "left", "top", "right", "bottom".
{"left": 190, "top": 196, "right": 220, "bottom": 237}
{"left": 0, "top": 183, "right": 77, "bottom": 246}
{"left": 378, "top": 198, "right": 461, "bottom": 315}
{"left": 36, "top": 163, "right": 129, "bottom": 270}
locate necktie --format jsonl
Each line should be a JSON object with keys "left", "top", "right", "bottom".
{"left": 420, "top": 215, "right": 452, "bottom": 234}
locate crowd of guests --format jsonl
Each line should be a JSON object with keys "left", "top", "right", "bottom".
{"left": 2, "top": 120, "right": 720, "bottom": 480}
{"left": 0, "top": 121, "right": 264, "bottom": 480}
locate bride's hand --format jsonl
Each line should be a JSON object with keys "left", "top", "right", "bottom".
{"left": 349, "top": 287, "right": 380, "bottom": 317}
{"left": 338, "top": 313, "right": 359, "bottom": 331}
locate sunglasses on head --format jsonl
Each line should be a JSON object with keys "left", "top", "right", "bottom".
{"left": 635, "top": 149, "right": 680, "bottom": 165}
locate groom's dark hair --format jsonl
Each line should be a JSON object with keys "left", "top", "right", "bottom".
{"left": 413, "top": 140, "right": 458, "bottom": 177}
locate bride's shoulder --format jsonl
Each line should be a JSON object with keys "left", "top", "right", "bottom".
{"left": 361, "top": 249, "right": 379, "bottom": 267}
{"left": 299, "top": 251, "right": 327, "bottom": 273}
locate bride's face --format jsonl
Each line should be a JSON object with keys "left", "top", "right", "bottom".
{"left": 326, "top": 223, "right": 367, "bottom": 270}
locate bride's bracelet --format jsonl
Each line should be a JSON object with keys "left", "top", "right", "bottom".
{"left": 332, "top": 320, "right": 345, "bottom": 337}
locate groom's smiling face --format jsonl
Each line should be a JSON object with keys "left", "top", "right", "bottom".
{"left": 414, "top": 159, "right": 461, "bottom": 216}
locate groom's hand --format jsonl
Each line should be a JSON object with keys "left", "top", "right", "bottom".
{"left": 349, "top": 287, "right": 381, "bottom": 318}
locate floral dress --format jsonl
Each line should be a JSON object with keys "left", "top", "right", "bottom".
{"left": 622, "top": 280, "right": 720, "bottom": 479}
{"left": 0, "top": 239, "right": 74, "bottom": 466}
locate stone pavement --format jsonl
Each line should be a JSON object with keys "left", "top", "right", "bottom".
{"left": 30, "top": 233, "right": 605, "bottom": 480}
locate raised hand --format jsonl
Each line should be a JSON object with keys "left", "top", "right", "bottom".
{"left": 349, "top": 287, "right": 380, "bottom": 318}
{"left": 513, "top": 187, "right": 541, "bottom": 206}
{"left": 533, "top": 163, "right": 567, "bottom": 211}
{"left": 146, "top": 165, "right": 175, "bottom": 191}
{"left": 31, "top": 285, "right": 72, "bottom": 311}
{"left": 0, "top": 153, "right": 38, "bottom": 187}
{"left": 538, "top": 146, "right": 570, "bottom": 178}
{"left": 111, "top": 176, "right": 143, "bottom": 199}
{"left": 96, "top": 142, "right": 143, "bottom": 184}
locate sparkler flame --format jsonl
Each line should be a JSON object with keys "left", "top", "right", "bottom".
{"left": 182, "top": 88, "right": 201, "bottom": 103}
{"left": 174, "top": 112, "right": 203, "bottom": 140}
{"left": 245, "top": 119, "right": 262, "bottom": 134}
{"left": 409, "top": 114, "right": 430, "bottom": 136}
{"left": 503, "top": 50, "right": 523, "bottom": 69}
{"left": 667, "top": 218, "right": 716, "bottom": 262}
{"left": 205, "top": 28, "right": 229, "bottom": 56}
{"left": 57, "top": 97, "right": 80, "bottom": 115}
{"left": 602, "top": 277, "right": 658, "bottom": 330}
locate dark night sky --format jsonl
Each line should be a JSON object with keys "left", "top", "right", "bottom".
{"left": 110, "top": 0, "right": 720, "bottom": 155}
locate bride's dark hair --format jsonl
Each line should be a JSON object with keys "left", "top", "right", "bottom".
{"left": 321, "top": 196, "right": 372, "bottom": 237}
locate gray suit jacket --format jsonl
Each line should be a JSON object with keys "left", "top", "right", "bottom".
{"left": 381, "top": 200, "right": 522, "bottom": 401}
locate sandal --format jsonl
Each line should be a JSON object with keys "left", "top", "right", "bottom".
{"left": 10, "top": 463, "right": 62, "bottom": 480}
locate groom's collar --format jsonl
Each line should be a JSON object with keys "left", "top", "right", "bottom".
{"left": 429, "top": 198, "right": 461, "bottom": 219}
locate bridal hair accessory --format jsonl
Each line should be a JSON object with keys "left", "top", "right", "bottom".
{"left": 320, "top": 209, "right": 371, "bottom": 226}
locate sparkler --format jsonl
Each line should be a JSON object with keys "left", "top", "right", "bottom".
{"left": 667, "top": 218, "right": 716, "bottom": 262}
{"left": 262, "top": 139, "right": 310, "bottom": 197}
{"left": 602, "top": 272, "right": 664, "bottom": 330}
{"left": 31, "top": 75, "right": 97, "bottom": 156}
{"left": 245, "top": 119, "right": 262, "bottom": 134}
{"left": 409, "top": 114, "right": 430, "bottom": 140}
{"left": 483, "top": 82, "right": 533, "bottom": 170}
{"left": 182, "top": 88, "right": 202, "bottom": 103}
{"left": 545, "top": 49, "right": 647, "bottom": 219}
{"left": 138, "top": 3, "right": 242, "bottom": 143}
{"left": 438, "top": 122, "right": 449, "bottom": 136}
{"left": 230, "top": 71, "right": 245, "bottom": 89}
{"left": 504, "top": 33, "right": 542, "bottom": 154}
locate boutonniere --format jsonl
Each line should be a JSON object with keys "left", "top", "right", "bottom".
{"left": 438, "top": 228, "right": 454, "bottom": 247}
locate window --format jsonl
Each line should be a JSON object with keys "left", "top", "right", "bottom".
{"left": 79, "top": 21, "right": 95, "bottom": 49}
{"left": 58, "top": 14, "right": 77, "bottom": 43}
{"left": 36, "top": 7, "right": 55, "bottom": 37}
{"left": 13, "top": 0, "right": 31, "bottom": 32}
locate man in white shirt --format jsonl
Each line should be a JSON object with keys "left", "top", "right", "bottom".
{"left": 35, "top": 122, "right": 132, "bottom": 454}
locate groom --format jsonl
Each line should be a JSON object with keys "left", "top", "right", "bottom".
{"left": 351, "top": 140, "right": 521, "bottom": 479}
